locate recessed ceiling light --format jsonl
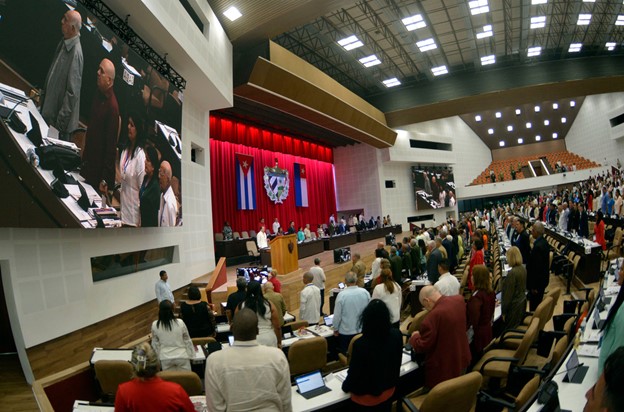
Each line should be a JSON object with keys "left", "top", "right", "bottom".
{"left": 359, "top": 54, "right": 381, "bottom": 67}
{"left": 382, "top": 77, "right": 401, "bottom": 87}
{"left": 526, "top": 122, "right": 532, "bottom": 128}
{"left": 223, "top": 6, "right": 242, "bottom": 21}
{"left": 337, "top": 35, "right": 363, "bottom": 51}
{"left": 561, "top": 117, "right": 567, "bottom": 123}
{"left": 515, "top": 109, "right": 521, "bottom": 115}
{"left": 532, "top": 0, "right": 547, "bottom": 4}
{"left": 583, "top": 0, "right": 596, "bottom": 2}
{"left": 606, "top": 42, "right": 617, "bottom": 51}
{"left": 431, "top": 65, "right": 448, "bottom": 76}
{"left": 569, "top": 43, "right": 582, "bottom": 53}
{"left": 480, "top": 55, "right": 496, "bottom": 66}
{"left": 552, "top": 103, "right": 559, "bottom": 109}
{"left": 577, "top": 14, "right": 592, "bottom": 25}
{"left": 552, "top": 132, "right": 558, "bottom": 139}
{"left": 417, "top": 38, "right": 437, "bottom": 52}
{"left": 518, "top": 138, "right": 524, "bottom": 144}
{"left": 534, "top": 105, "right": 541, "bottom": 112}
{"left": 570, "top": 100, "right": 576, "bottom": 107}
{"left": 476, "top": 24, "right": 493, "bottom": 39}
{"left": 535, "top": 135, "right": 541, "bottom": 141}
{"left": 475, "top": 115, "right": 482, "bottom": 122}
{"left": 402, "top": 14, "right": 426, "bottom": 31}
{"left": 488, "top": 128, "right": 494, "bottom": 134}
{"left": 499, "top": 140, "right": 505, "bottom": 147}
{"left": 528, "top": 46, "right": 542, "bottom": 57}
{"left": 531, "top": 16, "right": 546, "bottom": 29}
{"left": 544, "top": 119, "right": 550, "bottom": 126}
{"left": 469, "top": 0, "right": 489, "bottom": 15}
{"left": 495, "top": 112, "right": 502, "bottom": 118}
{"left": 616, "top": 15, "right": 624, "bottom": 26}
{"left": 507, "top": 125, "right": 513, "bottom": 132}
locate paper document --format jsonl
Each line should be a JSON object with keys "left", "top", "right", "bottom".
{"left": 577, "top": 345, "right": 600, "bottom": 358}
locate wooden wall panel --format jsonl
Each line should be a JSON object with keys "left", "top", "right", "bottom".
{"left": 491, "top": 140, "right": 567, "bottom": 161}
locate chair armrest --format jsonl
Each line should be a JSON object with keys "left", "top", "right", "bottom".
{"left": 400, "top": 397, "right": 420, "bottom": 412}
{"left": 514, "top": 365, "right": 548, "bottom": 376}
{"left": 500, "top": 333, "right": 525, "bottom": 343}
{"left": 477, "top": 391, "right": 516, "bottom": 410}
{"left": 480, "top": 356, "right": 519, "bottom": 374}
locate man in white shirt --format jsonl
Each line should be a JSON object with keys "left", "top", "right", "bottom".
{"left": 205, "top": 308, "right": 291, "bottom": 411}
{"left": 299, "top": 272, "right": 321, "bottom": 325}
{"left": 272, "top": 218, "right": 280, "bottom": 235}
{"left": 434, "top": 259, "right": 460, "bottom": 296}
{"left": 558, "top": 202, "right": 570, "bottom": 231}
{"left": 158, "top": 161, "right": 178, "bottom": 227}
{"left": 256, "top": 225, "right": 268, "bottom": 249}
{"left": 155, "top": 270, "right": 174, "bottom": 303}
{"left": 308, "top": 258, "right": 326, "bottom": 315}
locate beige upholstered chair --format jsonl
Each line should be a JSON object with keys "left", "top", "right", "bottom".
{"left": 157, "top": 370, "right": 203, "bottom": 396}
{"left": 93, "top": 360, "right": 134, "bottom": 401}
{"left": 288, "top": 336, "right": 327, "bottom": 377}
{"left": 191, "top": 337, "right": 217, "bottom": 347}
{"left": 338, "top": 333, "right": 362, "bottom": 366}
{"left": 400, "top": 371, "right": 482, "bottom": 412}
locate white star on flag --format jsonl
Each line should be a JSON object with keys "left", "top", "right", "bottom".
{"left": 242, "top": 160, "right": 248, "bottom": 169}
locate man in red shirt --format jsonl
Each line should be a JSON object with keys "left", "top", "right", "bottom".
{"left": 268, "top": 269, "right": 281, "bottom": 293}
{"left": 409, "top": 286, "right": 471, "bottom": 390}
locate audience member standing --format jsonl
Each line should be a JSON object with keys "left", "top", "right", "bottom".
{"left": 299, "top": 272, "right": 321, "bottom": 326}
{"left": 389, "top": 246, "right": 403, "bottom": 284}
{"left": 351, "top": 253, "right": 367, "bottom": 287}
{"left": 334, "top": 272, "right": 370, "bottom": 353}
{"left": 502, "top": 247, "right": 527, "bottom": 331}
{"left": 467, "top": 238, "right": 485, "bottom": 291}
{"left": 256, "top": 225, "right": 268, "bottom": 249}
{"left": 226, "top": 277, "right": 246, "bottom": 322}
{"left": 372, "top": 269, "right": 402, "bottom": 327}
{"left": 151, "top": 300, "right": 194, "bottom": 371}
{"left": 578, "top": 202, "right": 589, "bottom": 238}
{"left": 527, "top": 221, "right": 550, "bottom": 311}
{"left": 238, "top": 281, "right": 281, "bottom": 348}
{"left": 309, "top": 258, "right": 326, "bottom": 315}
{"left": 466, "top": 265, "right": 496, "bottom": 359}
{"left": 426, "top": 240, "right": 443, "bottom": 284}
{"left": 434, "top": 259, "right": 460, "bottom": 296}
{"left": 155, "top": 270, "right": 174, "bottom": 303}
{"left": 158, "top": 161, "right": 178, "bottom": 227}
{"left": 139, "top": 146, "right": 160, "bottom": 227}
{"left": 595, "top": 211, "right": 607, "bottom": 250}
{"left": 262, "top": 282, "right": 286, "bottom": 326}
{"left": 180, "top": 285, "right": 215, "bottom": 338}
{"left": 272, "top": 218, "right": 280, "bottom": 235}
{"left": 513, "top": 218, "right": 531, "bottom": 265}
{"left": 268, "top": 269, "right": 282, "bottom": 293}
{"left": 205, "top": 308, "right": 291, "bottom": 411}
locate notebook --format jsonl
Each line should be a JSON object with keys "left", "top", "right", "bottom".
{"left": 295, "top": 370, "right": 332, "bottom": 399}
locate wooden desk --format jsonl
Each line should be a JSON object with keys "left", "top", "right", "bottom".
{"left": 214, "top": 239, "right": 248, "bottom": 260}
{"left": 323, "top": 233, "right": 358, "bottom": 250}
{"left": 298, "top": 239, "right": 325, "bottom": 259}
{"left": 544, "top": 225, "right": 602, "bottom": 284}
{"left": 356, "top": 225, "right": 402, "bottom": 243}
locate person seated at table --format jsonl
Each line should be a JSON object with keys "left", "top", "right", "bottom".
{"left": 584, "top": 346, "right": 624, "bottom": 412}
{"left": 237, "top": 281, "right": 282, "bottom": 348}
{"left": 115, "top": 342, "right": 195, "bottom": 412}
{"left": 226, "top": 277, "right": 247, "bottom": 323}
{"left": 466, "top": 264, "right": 496, "bottom": 360}
{"left": 342, "top": 299, "right": 403, "bottom": 411}
{"left": 297, "top": 226, "right": 305, "bottom": 242}
{"left": 599, "top": 263, "right": 624, "bottom": 373}
{"left": 180, "top": 285, "right": 216, "bottom": 338}
{"left": 151, "top": 300, "right": 194, "bottom": 371}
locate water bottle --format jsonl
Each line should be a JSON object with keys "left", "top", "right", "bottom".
{"left": 26, "top": 148, "right": 39, "bottom": 168}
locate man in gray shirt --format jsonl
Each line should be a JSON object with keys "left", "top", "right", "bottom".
{"left": 333, "top": 272, "right": 370, "bottom": 353}
{"left": 309, "top": 258, "right": 326, "bottom": 315}
{"left": 155, "top": 270, "right": 174, "bottom": 303}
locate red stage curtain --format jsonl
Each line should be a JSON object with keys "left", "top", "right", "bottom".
{"left": 209, "top": 117, "right": 337, "bottom": 235}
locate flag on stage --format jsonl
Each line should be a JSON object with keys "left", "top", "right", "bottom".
{"left": 294, "top": 163, "right": 308, "bottom": 207}
{"left": 236, "top": 153, "right": 256, "bottom": 210}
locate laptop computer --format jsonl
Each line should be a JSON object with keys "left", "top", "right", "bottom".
{"left": 323, "top": 315, "right": 333, "bottom": 327}
{"left": 593, "top": 308, "right": 605, "bottom": 330}
{"left": 562, "top": 350, "right": 589, "bottom": 384}
{"left": 295, "top": 370, "right": 332, "bottom": 399}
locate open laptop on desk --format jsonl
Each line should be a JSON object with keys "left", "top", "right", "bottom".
{"left": 295, "top": 370, "right": 332, "bottom": 399}
{"left": 593, "top": 307, "right": 605, "bottom": 330}
{"left": 562, "top": 350, "right": 589, "bottom": 384}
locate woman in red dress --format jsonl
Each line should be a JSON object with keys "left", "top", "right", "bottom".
{"left": 467, "top": 264, "right": 496, "bottom": 359}
{"left": 467, "top": 237, "right": 484, "bottom": 291}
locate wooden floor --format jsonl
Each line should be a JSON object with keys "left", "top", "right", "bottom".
{"left": 0, "top": 354, "right": 38, "bottom": 412}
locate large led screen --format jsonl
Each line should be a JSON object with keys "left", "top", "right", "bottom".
{"left": 0, "top": 0, "right": 183, "bottom": 228}
{"left": 411, "top": 166, "right": 456, "bottom": 210}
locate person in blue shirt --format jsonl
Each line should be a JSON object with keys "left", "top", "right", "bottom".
{"left": 297, "top": 227, "right": 305, "bottom": 242}
{"left": 601, "top": 186, "right": 610, "bottom": 215}
{"left": 333, "top": 272, "right": 370, "bottom": 353}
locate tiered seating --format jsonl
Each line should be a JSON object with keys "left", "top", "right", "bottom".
{"left": 470, "top": 151, "right": 601, "bottom": 186}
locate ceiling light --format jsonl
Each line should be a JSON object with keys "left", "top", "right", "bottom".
{"left": 417, "top": 38, "right": 437, "bottom": 52}
{"left": 475, "top": 115, "right": 482, "bottom": 122}
{"left": 544, "top": 119, "right": 550, "bottom": 126}
{"left": 583, "top": 0, "right": 595, "bottom": 2}
{"left": 532, "top": 0, "right": 547, "bottom": 4}
{"left": 402, "top": 14, "right": 426, "bottom": 31}
{"left": 553, "top": 103, "right": 559, "bottom": 109}
{"left": 223, "top": 6, "right": 242, "bottom": 21}
{"left": 561, "top": 117, "right": 567, "bottom": 123}
{"left": 577, "top": 14, "right": 591, "bottom": 25}
{"left": 526, "top": 122, "right": 532, "bottom": 128}
{"left": 431, "top": 65, "right": 448, "bottom": 76}
{"left": 382, "top": 77, "right": 401, "bottom": 87}
{"left": 535, "top": 135, "right": 541, "bottom": 141}
{"left": 337, "top": 35, "right": 363, "bottom": 51}
{"left": 495, "top": 112, "right": 502, "bottom": 118}
{"left": 480, "top": 55, "right": 496, "bottom": 66}
{"left": 534, "top": 105, "right": 541, "bottom": 112}
{"left": 527, "top": 46, "right": 542, "bottom": 57}
{"left": 531, "top": 16, "right": 546, "bottom": 29}
{"left": 569, "top": 43, "right": 582, "bottom": 53}
{"left": 552, "top": 132, "right": 558, "bottom": 139}
{"left": 359, "top": 54, "right": 381, "bottom": 67}
{"left": 617, "top": 15, "right": 624, "bottom": 26}
{"left": 518, "top": 138, "right": 524, "bottom": 144}
{"left": 469, "top": 0, "right": 490, "bottom": 15}
{"left": 606, "top": 42, "right": 617, "bottom": 51}
{"left": 516, "top": 109, "right": 521, "bottom": 115}
{"left": 570, "top": 100, "right": 576, "bottom": 107}
{"left": 507, "top": 125, "right": 513, "bottom": 131}
{"left": 476, "top": 24, "right": 493, "bottom": 39}
{"left": 488, "top": 128, "right": 494, "bottom": 134}
{"left": 499, "top": 140, "right": 505, "bottom": 147}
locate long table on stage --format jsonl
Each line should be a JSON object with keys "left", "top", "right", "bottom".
{"left": 214, "top": 239, "right": 249, "bottom": 261}
{"left": 298, "top": 238, "right": 326, "bottom": 258}
{"left": 544, "top": 225, "right": 602, "bottom": 284}
{"left": 323, "top": 233, "right": 358, "bottom": 250}
{"left": 356, "top": 225, "right": 402, "bottom": 243}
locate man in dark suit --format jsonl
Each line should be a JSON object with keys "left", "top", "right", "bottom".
{"left": 513, "top": 218, "right": 531, "bottom": 265}
{"left": 527, "top": 221, "right": 550, "bottom": 311}
{"left": 389, "top": 246, "right": 403, "bottom": 283}
{"left": 426, "top": 240, "right": 443, "bottom": 284}
{"left": 578, "top": 202, "right": 589, "bottom": 238}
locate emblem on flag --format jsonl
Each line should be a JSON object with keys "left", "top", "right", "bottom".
{"left": 236, "top": 153, "right": 256, "bottom": 210}
{"left": 263, "top": 161, "right": 289, "bottom": 204}
{"left": 294, "top": 163, "right": 308, "bottom": 207}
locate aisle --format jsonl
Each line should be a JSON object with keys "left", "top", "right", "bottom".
{"left": 0, "top": 354, "right": 38, "bottom": 412}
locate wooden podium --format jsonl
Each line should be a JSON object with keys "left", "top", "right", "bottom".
{"left": 269, "top": 234, "right": 299, "bottom": 274}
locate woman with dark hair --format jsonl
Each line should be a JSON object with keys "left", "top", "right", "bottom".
{"left": 342, "top": 299, "right": 403, "bottom": 411}
{"left": 466, "top": 264, "right": 496, "bottom": 359}
{"left": 595, "top": 210, "right": 606, "bottom": 250}
{"left": 467, "top": 237, "right": 485, "bottom": 291}
{"left": 237, "top": 281, "right": 281, "bottom": 347}
{"left": 599, "top": 264, "right": 624, "bottom": 373}
{"left": 372, "top": 269, "right": 402, "bottom": 327}
{"left": 139, "top": 145, "right": 160, "bottom": 227}
{"left": 115, "top": 342, "right": 195, "bottom": 412}
{"left": 151, "top": 300, "right": 194, "bottom": 371}
{"left": 119, "top": 112, "right": 146, "bottom": 226}
{"left": 180, "top": 285, "right": 216, "bottom": 338}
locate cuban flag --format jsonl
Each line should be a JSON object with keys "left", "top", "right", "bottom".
{"left": 294, "top": 163, "right": 308, "bottom": 207}
{"left": 236, "top": 153, "right": 256, "bottom": 210}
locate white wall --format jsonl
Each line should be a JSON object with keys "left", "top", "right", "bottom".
{"left": 566, "top": 92, "right": 624, "bottom": 167}
{"left": 0, "top": 0, "right": 232, "bottom": 382}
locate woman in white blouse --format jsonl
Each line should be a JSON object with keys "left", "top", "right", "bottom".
{"left": 119, "top": 113, "right": 146, "bottom": 226}
{"left": 151, "top": 300, "right": 194, "bottom": 371}
{"left": 372, "top": 268, "right": 402, "bottom": 327}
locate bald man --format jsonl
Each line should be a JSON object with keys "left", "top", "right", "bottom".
{"left": 42, "top": 9, "right": 83, "bottom": 141}
{"left": 158, "top": 160, "right": 178, "bottom": 227}
{"left": 81, "top": 58, "right": 119, "bottom": 191}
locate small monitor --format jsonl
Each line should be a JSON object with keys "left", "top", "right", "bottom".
{"left": 338, "top": 282, "right": 345, "bottom": 289}
{"left": 324, "top": 316, "right": 333, "bottom": 327}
